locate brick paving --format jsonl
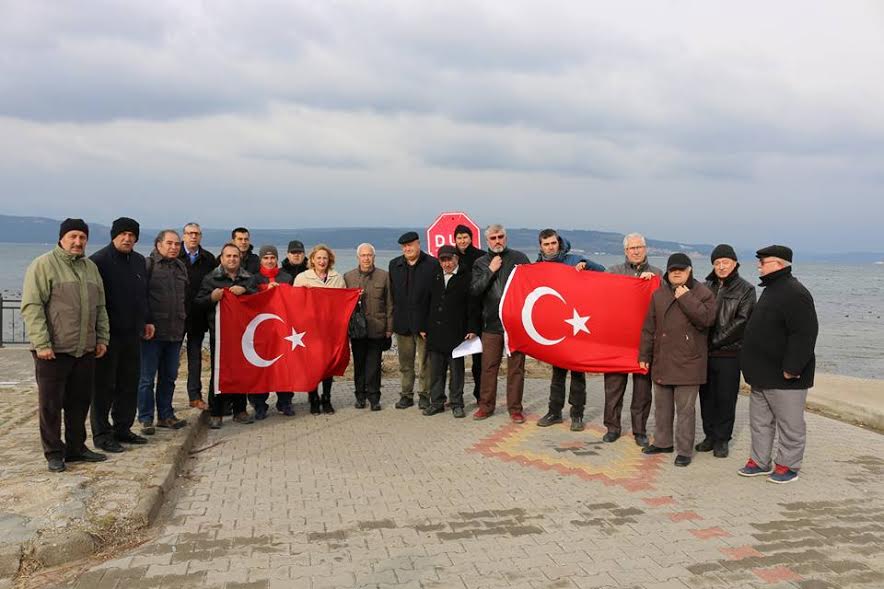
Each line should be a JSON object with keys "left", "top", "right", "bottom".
{"left": 47, "top": 372, "right": 884, "bottom": 589}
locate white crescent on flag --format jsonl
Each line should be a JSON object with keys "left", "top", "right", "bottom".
{"left": 241, "top": 313, "right": 285, "bottom": 367}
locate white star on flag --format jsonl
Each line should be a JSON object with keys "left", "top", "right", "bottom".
{"left": 564, "top": 309, "right": 590, "bottom": 336}
{"left": 284, "top": 328, "right": 307, "bottom": 350}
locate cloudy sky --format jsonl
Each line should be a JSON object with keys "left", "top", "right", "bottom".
{"left": 2, "top": 1, "right": 883, "bottom": 252}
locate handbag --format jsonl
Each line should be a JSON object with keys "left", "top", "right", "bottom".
{"left": 348, "top": 300, "right": 368, "bottom": 340}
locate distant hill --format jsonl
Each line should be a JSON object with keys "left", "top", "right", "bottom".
{"left": 0, "top": 214, "right": 715, "bottom": 256}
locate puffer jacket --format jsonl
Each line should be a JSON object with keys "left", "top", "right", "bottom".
{"left": 705, "top": 267, "right": 756, "bottom": 355}
{"left": 344, "top": 266, "right": 393, "bottom": 339}
{"left": 639, "top": 275, "right": 717, "bottom": 386}
{"left": 470, "top": 247, "right": 530, "bottom": 334}
{"left": 145, "top": 250, "right": 189, "bottom": 341}
{"left": 21, "top": 246, "right": 110, "bottom": 356}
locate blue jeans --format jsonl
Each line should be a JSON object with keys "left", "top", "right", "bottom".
{"left": 138, "top": 340, "right": 183, "bottom": 422}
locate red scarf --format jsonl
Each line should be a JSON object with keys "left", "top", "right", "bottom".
{"left": 258, "top": 265, "right": 280, "bottom": 290}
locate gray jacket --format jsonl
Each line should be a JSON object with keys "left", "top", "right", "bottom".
{"left": 470, "top": 248, "right": 530, "bottom": 334}
{"left": 146, "top": 250, "right": 189, "bottom": 341}
{"left": 607, "top": 258, "right": 663, "bottom": 278}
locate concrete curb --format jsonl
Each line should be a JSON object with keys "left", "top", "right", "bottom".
{"left": 4, "top": 411, "right": 206, "bottom": 583}
{"left": 806, "top": 394, "right": 884, "bottom": 434}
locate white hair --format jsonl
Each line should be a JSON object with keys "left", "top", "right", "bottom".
{"left": 356, "top": 242, "right": 376, "bottom": 255}
{"left": 623, "top": 233, "right": 646, "bottom": 248}
{"left": 485, "top": 223, "right": 506, "bottom": 237}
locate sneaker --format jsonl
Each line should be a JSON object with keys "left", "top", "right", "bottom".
{"left": 768, "top": 464, "right": 800, "bottom": 484}
{"left": 233, "top": 411, "right": 254, "bottom": 424}
{"left": 452, "top": 406, "right": 466, "bottom": 418}
{"left": 156, "top": 417, "right": 187, "bottom": 429}
{"left": 695, "top": 438, "right": 714, "bottom": 452}
{"left": 737, "top": 458, "right": 773, "bottom": 477}
{"left": 209, "top": 416, "right": 222, "bottom": 429}
{"left": 254, "top": 406, "right": 268, "bottom": 421}
{"left": 570, "top": 417, "right": 585, "bottom": 432}
{"left": 602, "top": 431, "right": 620, "bottom": 443}
{"left": 189, "top": 399, "right": 208, "bottom": 410}
{"left": 473, "top": 408, "right": 492, "bottom": 420}
{"left": 395, "top": 396, "right": 414, "bottom": 409}
{"left": 139, "top": 420, "right": 156, "bottom": 435}
{"left": 536, "top": 412, "right": 563, "bottom": 427}
{"left": 510, "top": 412, "right": 526, "bottom": 424}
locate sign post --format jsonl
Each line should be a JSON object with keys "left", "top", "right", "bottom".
{"left": 426, "top": 212, "right": 482, "bottom": 258}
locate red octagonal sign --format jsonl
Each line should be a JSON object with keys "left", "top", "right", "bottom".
{"left": 426, "top": 212, "right": 482, "bottom": 258}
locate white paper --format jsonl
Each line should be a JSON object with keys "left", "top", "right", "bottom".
{"left": 452, "top": 337, "right": 483, "bottom": 358}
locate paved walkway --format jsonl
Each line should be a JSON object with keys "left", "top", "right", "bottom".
{"left": 45, "top": 374, "right": 884, "bottom": 589}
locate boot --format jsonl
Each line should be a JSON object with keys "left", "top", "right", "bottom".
{"left": 321, "top": 391, "right": 335, "bottom": 414}
{"left": 308, "top": 391, "right": 321, "bottom": 415}
{"left": 354, "top": 393, "right": 366, "bottom": 409}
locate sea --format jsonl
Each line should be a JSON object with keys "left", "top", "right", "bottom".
{"left": 2, "top": 243, "right": 882, "bottom": 381}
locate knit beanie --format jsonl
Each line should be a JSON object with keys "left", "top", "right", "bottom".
{"left": 710, "top": 244, "right": 738, "bottom": 264}
{"left": 258, "top": 245, "right": 279, "bottom": 259}
{"left": 111, "top": 217, "right": 140, "bottom": 241}
{"left": 453, "top": 224, "right": 473, "bottom": 239}
{"left": 58, "top": 218, "right": 89, "bottom": 239}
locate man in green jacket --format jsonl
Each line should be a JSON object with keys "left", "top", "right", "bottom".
{"left": 21, "top": 219, "right": 110, "bottom": 472}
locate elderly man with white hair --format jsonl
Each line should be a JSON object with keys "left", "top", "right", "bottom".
{"left": 344, "top": 243, "right": 393, "bottom": 411}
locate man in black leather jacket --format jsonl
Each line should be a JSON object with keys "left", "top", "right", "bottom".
{"left": 697, "top": 244, "right": 756, "bottom": 458}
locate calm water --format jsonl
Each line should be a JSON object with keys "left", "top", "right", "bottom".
{"left": 3, "top": 243, "right": 882, "bottom": 380}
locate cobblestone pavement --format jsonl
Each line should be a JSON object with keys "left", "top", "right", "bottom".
{"left": 37, "top": 375, "right": 884, "bottom": 588}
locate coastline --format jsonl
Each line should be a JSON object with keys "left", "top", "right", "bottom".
{"left": 805, "top": 372, "right": 884, "bottom": 433}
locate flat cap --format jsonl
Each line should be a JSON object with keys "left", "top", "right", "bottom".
{"left": 666, "top": 252, "right": 692, "bottom": 271}
{"left": 755, "top": 244, "right": 793, "bottom": 263}
{"left": 437, "top": 245, "right": 458, "bottom": 258}
{"left": 398, "top": 231, "right": 420, "bottom": 245}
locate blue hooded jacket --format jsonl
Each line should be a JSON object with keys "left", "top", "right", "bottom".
{"left": 536, "top": 237, "right": 606, "bottom": 271}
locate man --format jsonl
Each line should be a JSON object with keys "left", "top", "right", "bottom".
{"left": 22, "top": 219, "right": 109, "bottom": 472}
{"left": 603, "top": 233, "right": 662, "bottom": 447}
{"left": 281, "top": 240, "right": 308, "bottom": 283}
{"left": 90, "top": 217, "right": 152, "bottom": 453}
{"left": 534, "top": 229, "right": 605, "bottom": 431}
{"left": 389, "top": 231, "right": 439, "bottom": 410}
{"left": 696, "top": 244, "right": 756, "bottom": 458}
{"left": 423, "top": 246, "right": 480, "bottom": 418}
{"left": 639, "top": 253, "right": 716, "bottom": 467}
{"left": 229, "top": 226, "right": 260, "bottom": 274}
{"left": 195, "top": 243, "right": 258, "bottom": 429}
{"left": 470, "top": 224, "right": 530, "bottom": 423}
{"left": 179, "top": 222, "right": 215, "bottom": 410}
{"left": 453, "top": 224, "right": 485, "bottom": 403}
{"left": 138, "top": 230, "right": 189, "bottom": 434}
{"left": 738, "top": 245, "right": 818, "bottom": 484}
{"left": 344, "top": 243, "right": 393, "bottom": 411}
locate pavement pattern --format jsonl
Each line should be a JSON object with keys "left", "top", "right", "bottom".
{"left": 31, "top": 374, "right": 884, "bottom": 588}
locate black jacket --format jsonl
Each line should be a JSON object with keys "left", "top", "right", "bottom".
{"left": 145, "top": 251, "right": 189, "bottom": 341}
{"left": 426, "top": 267, "right": 481, "bottom": 354}
{"left": 280, "top": 259, "right": 308, "bottom": 284}
{"left": 90, "top": 243, "right": 149, "bottom": 337}
{"left": 470, "top": 248, "right": 530, "bottom": 334}
{"left": 456, "top": 244, "right": 485, "bottom": 276}
{"left": 704, "top": 268, "right": 756, "bottom": 355}
{"left": 218, "top": 246, "right": 260, "bottom": 275}
{"left": 389, "top": 251, "right": 440, "bottom": 335}
{"left": 194, "top": 266, "right": 258, "bottom": 333}
{"left": 741, "top": 266, "right": 818, "bottom": 390}
{"left": 179, "top": 245, "right": 216, "bottom": 333}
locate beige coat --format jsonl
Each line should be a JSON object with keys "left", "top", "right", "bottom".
{"left": 344, "top": 266, "right": 393, "bottom": 338}
{"left": 293, "top": 268, "right": 346, "bottom": 289}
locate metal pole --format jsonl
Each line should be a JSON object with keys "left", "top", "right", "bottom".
{"left": 0, "top": 294, "right": 5, "bottom": 348}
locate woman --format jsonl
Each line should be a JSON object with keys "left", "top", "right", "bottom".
{"left": 294, "top": 244, "right": 346, "bottom": 414}
{"left": 251, "top": 245, "right": 295, "bottom": 419}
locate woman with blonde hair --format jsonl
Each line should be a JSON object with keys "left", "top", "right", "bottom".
{"left": 294, "top": 244, "right": 346, "bottom": 414}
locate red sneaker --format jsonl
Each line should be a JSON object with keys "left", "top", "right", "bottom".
{"left": 510, "top": 412, "right": 526, "bottom": 424}
{"left": 473, "top": 408, "right": 492, "bottom": 420}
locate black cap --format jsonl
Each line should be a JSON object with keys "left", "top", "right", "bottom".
{"left": 453, "top": 224, "right": 473, "bottom": 239}
{"left": 710, "top": 244, "right": 737, "bottom": 264}
{"left": 437, "top": 245, "right": 458, "bottom": 258}
{"left": 666, "top": 252, "right": 692, "bottom": 271}
{"left": 59, "top": 218, "right": 89, "bottom": 239}
{"left": 398, "top": 231, "right": 420, "bottom": 245}
{"left": 287, "top": 240, "right": 304, "bottom": 253}
{"left": 756, "top": 244, "right": 793, "bottom": 263}
{"left": 111, "top": 217, "right": 140, "bottom": 241}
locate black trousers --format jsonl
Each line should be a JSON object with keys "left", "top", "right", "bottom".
{"left": 185, "top": 327, "right": 207, "bottom": 402}
{"left": 470, "top": 352, "right": 482, "bottom": 399}
{"left": 92, "top": 333, "right": 140, "bottom": 444}
{"left": 549, "top": 366, "right": 587, "bottom": 416}
{"left": 429, "top": 350, "right": 465, "bottom": 409}
{"left": 249, "top": 392, "right": 294, "bottom": 409}
{"left": 352, "top": 338, "right": 384, "bottom": 400}
{"left": 699, "top": 355, "right": 742, "bottom": 443}
{"left": 207, "top": 330, "right": 247, "bottom": 417}
{"left": 34, "top": 352, "right": 95, "bottom": 460}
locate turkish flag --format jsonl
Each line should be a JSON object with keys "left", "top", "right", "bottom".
{"left": 215, "top": 285, "right": 360, "bottom": 393}
{"left": 501, "top": 263, "right": 660, "bottom": 373}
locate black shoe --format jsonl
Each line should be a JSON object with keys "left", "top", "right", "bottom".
{"left": 418, "top": 396, "right": 430, "bottom": 410}
{"left": 47, "top": 458, "right": 65, "bottom": 472}
{"left": 634, "top": 434, "right": 649, "bottom": 448}
{"left": 674, "top": 455, "right": 692, "bottom": 467}
{"left": 695, "top": 438, "right": 714, "bottom": 452}
{"left": 116, "top": 431, "right": 148, "bottom": 445}
{"left": 254, "top": 406, "right": 268, "bottom": 421}
{"left": 354, "top": 395, "right": 367, "bottom": 409}
{"left": 602, "top": 431, "right": 620, "bottom": 443}
{"left": 395, "top": 396, "right": 414, "bottom": 409}
{"left": 570, "top": 417, "right": 585, "bottom": 432}
{"left": 536, "top": 412, "right": 563, "bottom": 427}
{"left": 370, "top": 401, "right": 382, "bottom": 411}
{"left": 423, "top": 405, "right": 445, "bottom": 416}
{"left": 642, "top": 445, "right": 674, "bottom": 455}
{"left": 97, "top": 440, "right": 124, "bottom": 453}
{"left": 713, "top": 441, "right": 729, "bottom": 458}
{"left": 66, "top": 448, "right": 107, "bottom": 463}
{"left": 452, "top": 406, "right": 466, "bottom": 418}
{"left": 278, "top": 404, "right": 295, "bottom": 417}
{"left": 320, "top": 395, "right": 335, "bottom": 414}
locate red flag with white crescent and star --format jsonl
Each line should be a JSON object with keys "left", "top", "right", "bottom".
{"left": 215, "top": 284, "right": 360, "bottom": 394}
{"left": 500, "top": 263, "right": 660, "bottom": 373}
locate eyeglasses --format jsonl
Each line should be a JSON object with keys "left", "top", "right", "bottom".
{"left": 487, "top": 235, "right": 505, "bottom": 241}
{"left": 184, "top": 231, "right": 201, "bottom": 236}
{"left": 626, "top": 246, "right": 646, "bottom": 251}
{"left": 758, "top": 258, "right": 779, "bottom": 266}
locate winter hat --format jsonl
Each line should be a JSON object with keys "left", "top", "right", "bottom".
{"left": 59, "top": 218, "right": 89, "bottom": 239}
{"left": 666, "top": 252, "right": 692, "bottom": 271}
{"left": 258, "top": 245, "right": 279, "bottom": 259}
{"left": 110, "top": 217, "right": 140, "bottom": 241}
{"left": 453, "top": 224, "right": 473, "bottom": 239}
{"left": 710, "top": 244, "right": 738, "bottom": 264}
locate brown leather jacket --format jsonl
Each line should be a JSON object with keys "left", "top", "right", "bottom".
{"left": 344, "top": 266, "right": 393, "bottom": 339}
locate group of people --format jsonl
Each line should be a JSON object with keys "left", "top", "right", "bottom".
{"left": 23, "top": 218, "right": 818, "bottom": 485}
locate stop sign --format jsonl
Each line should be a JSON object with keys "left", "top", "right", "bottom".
{"left": 426, "top": 212, "right": 482, "bottom": 258}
